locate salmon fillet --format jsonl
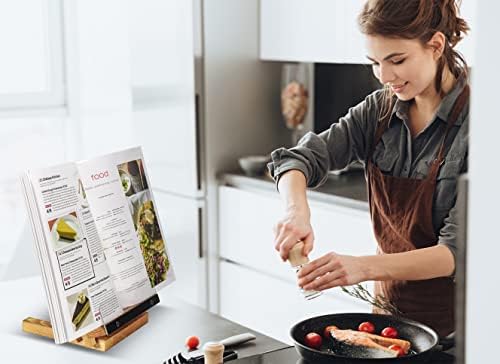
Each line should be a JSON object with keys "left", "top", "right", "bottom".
{"left": 361, "top": 331, "right": 411, "bottom": 353}
{"left": 329, "top": 328, "right": 411, "bottom": 358}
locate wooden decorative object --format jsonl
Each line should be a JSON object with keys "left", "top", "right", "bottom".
{"left": 22, "top": 312, "right": 148, "bottom": 352}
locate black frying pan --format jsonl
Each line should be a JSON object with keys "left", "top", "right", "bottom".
{"left": 290, "top": 313, "right": 453, "bottom": 363}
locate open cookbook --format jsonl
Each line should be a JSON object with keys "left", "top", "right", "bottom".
{"left": 21, "top": 147, "right": 175, "bottom": 344}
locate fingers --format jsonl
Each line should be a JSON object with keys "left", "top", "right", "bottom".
{"left": 273, "top": 220, "right": 314, "bottom": 261}
{"left": 297, "top": 252, "right": 348, "bottom": 291}
{"left": 274, "top": 222, "right": 298, "bottom": 253}
{"left": 312, "top": 276, "right": 349, "bottom": 291}
{"left": 303, "top": 233, "right": 314, "bottom": 256}
{"left": 279, "top": 235, "right": 300, "bottom": 261}
{"left": 298, "top": 252, "right": 338, "bottom": 278}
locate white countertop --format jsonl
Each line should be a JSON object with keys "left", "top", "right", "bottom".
{"left": 0, "top": 276, "right": 286, "bottom": 364}
{"left": 0, "top": 277, "right": 126, "bottom": 364}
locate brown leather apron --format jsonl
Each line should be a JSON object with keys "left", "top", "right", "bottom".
{"left": 367, "top": 85, "right": 469, "bottom": 337}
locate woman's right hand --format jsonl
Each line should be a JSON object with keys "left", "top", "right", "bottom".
{"left": 273, "top": 207, "right": 314, "bottom": 261}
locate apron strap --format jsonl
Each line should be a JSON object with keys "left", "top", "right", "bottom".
{"left": 367, "top": 97, "right": 394, "bottom": 161}
{"left": 433, "top": 84, "right": 470, "bottom": 167}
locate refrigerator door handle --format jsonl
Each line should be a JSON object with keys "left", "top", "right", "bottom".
{"left": 195, "top": 93, "right": 203, "bottom": 192}
{"left": 197, "top": 207, "right": 203, "bottom": 259}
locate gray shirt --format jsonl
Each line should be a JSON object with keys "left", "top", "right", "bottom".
{"left": 268, "top": 78, "right": 469, "bottom": 260}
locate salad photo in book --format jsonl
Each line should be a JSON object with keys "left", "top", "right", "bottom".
{"left": 118, "top": 159, "right": 169, "bottom": 287}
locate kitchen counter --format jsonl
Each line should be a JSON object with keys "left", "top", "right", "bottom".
{"left": 220, "top": 170, "right": 369, "bottom": 211}
{"left": 0, "top": 276, "right": 288, "bottom": 364}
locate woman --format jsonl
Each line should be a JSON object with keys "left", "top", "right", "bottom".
{"left": 269, "top": 0, "right": 469, "bottom": 337}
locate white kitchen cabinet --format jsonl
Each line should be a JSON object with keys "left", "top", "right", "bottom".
{"left": 260, "top": 0, "right": 367, "bottom": 63}
{"left": 153, "top": 190, "right": 206, "bottom": 307}
{"left": 219, "top": 260, "right": 370, "bottom": 344}
{"left": 260, "top": 0, "right": 476, "bottom": 64}
{"left": 218, "top": 186, "right": 376, "bottom": 284}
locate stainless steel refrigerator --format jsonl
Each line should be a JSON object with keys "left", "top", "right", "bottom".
{"left": 128, "top": 0, "right": 286, "bottom": 311}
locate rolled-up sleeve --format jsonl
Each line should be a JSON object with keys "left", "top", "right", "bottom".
{"left": 438, "top": 203, "right": 459, "bottom": 261}
{"left": 268, "top": 90, "right": 382, "bottom": 188}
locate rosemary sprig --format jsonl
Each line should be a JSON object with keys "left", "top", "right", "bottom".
{"left": 340, "top": 284, "right": 402, "bottom": 316}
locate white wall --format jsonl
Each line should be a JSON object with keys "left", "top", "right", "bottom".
{"left": 0, "top": 0, "right": 67, "bottom": 269}
{"left": 466, "top": 1, "right": 500, "bottom": 362}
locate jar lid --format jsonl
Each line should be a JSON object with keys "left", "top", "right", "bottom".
{"left": 203, "top": 341, "right": 224, "bottom": 353}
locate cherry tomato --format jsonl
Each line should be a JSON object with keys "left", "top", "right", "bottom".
{"left": 304, "top": 332, "right": 323, "bottom": 349}
{"left": 381, "top": 326, "right": 398, "bottom": 339}
{"left": 358, "top": 321, "right": 376, "bottom": 334}
{"left": 185, "top": 335, "right": 200, "bottom": 350}
{"left": 323, "top": 325, "right": 338, "bottom": 339}
{"left": 388, "top": 344, "right": 405, "bottom": 357}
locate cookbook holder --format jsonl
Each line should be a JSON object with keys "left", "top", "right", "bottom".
{"left": 21, "top": 293, "right": 159, "bottom": 351}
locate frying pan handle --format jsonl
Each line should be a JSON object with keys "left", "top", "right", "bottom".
{"left": 438, "top": 332, "right": 455, "bottom": 351}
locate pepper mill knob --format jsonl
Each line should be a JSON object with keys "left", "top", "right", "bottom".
{"left": 288, "top": 241, "right": 309, "bottom": 267}
{"left": 203, "top": 341, "right": 225, "bottom": 364}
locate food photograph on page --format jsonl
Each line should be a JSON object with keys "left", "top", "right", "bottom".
{"left": 47, "top": 211, "right": 83, "bottom": 251}
{"left": 117, "top": 159, "right": 170, "bottom": 287}
{"left": 117, "top": 159, "right": 149, "bottom": 197}
{"left": 66, "top": 289, "right": 93, "bottom": 331}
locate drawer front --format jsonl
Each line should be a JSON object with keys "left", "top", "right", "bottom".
{"left": 218, "top": 186, "right": 376, "bottom": 283}
{"left": 219, "top": 261, "right": 370, "bottom": 344}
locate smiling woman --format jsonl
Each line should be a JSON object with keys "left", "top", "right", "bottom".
{"left": 359, "top": 0, "right": 469, "bottom": 125}
{"left": 268, "top": 0, "right": 470, "bottom": 338}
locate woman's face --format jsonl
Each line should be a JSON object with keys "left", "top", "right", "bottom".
{"left": 366, "top": 35, "right": 439, "bottom": 101}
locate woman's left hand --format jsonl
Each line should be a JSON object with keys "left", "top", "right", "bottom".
{"left": 297, "top": 252, "right": 368, "bottom": 291}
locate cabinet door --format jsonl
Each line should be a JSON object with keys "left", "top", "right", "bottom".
{"left": 219, "top": 261, "right": 370, "bottom": 344}
{"left": 154, "top": 190, "right": 205, "bottom": 308}
{"left": 260, "top": 0, "right": 366, "bottom": 63}
{"left": 218, "top": 186, "right": 375, "bottom": 284}
{"left": 260, "top": 0, "right": 476, "bottom": 64}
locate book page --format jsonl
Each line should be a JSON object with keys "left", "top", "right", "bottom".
{"left": 77, "top": 146, "right": 175, "bottom": 307}
{"left": 28, "top": 163, "right": 124, "bottom": 343}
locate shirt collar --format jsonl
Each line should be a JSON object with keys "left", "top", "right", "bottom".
{"left": 389, "top": 74, "right": 468, "bottom": 127}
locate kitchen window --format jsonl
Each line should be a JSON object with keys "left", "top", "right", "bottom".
{"left": 0, "top": 0, "right": 65, "bottom": 110}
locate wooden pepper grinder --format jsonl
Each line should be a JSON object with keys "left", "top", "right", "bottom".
{"left": 203, "top": 341, "right": 225, "bottom": 364}
{"left": 288, "top": 241, "right": 322, "bottom": 300}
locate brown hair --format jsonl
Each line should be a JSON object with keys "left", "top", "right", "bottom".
{"left": 358, "top": 0, "right": 469, "bottom": 121}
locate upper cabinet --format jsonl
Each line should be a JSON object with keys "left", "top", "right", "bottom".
{"left": 260, "top": 0, "right": 476, "bottom": 65}
{"left": 260, "top": 0, "right": 367, "bottom": 63}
